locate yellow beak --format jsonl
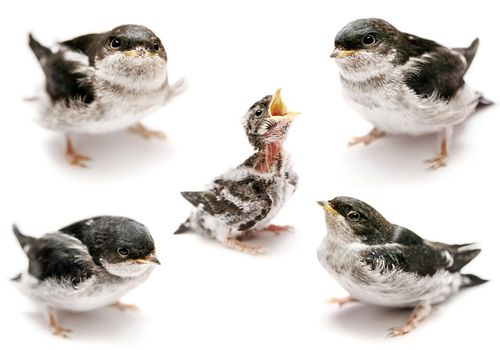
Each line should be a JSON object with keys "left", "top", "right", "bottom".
{"left": 269, "top": 89, "right": 300, "bottom": 121}
{"left": 317, "top": 201, "right": 338, "bottom": 215}
{"left": 330, "top": 48, "right": 358, "bottom": 58}
{"left": 134, "top": 252, "right": 161, "bottom": 265}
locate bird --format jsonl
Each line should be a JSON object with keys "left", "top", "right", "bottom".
{"left": 28, "top": 24, "right": 184, "bottom": 167}
{"left": 11, "top": 216, "right": 160, "bottom": 337}
{"left": 174, "top": 89, "right": 299, "bottom": 255}
{"left": 330, "top": 18, "right": 492, "bottom": 169}
{"left": 317, "top": 196, "right": 487, "bottom": 337}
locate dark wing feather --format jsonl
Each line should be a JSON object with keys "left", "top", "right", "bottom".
{"left": 25, "top": 233, "right": 95, "bottom": 287}
{"left": 29, "top": 34, "right": 95, "bottom": 105}
{"left": 181, "top": 175, "right": 273, "bottom": 231}
{"left": 402, "top": 34, "right": 472, "bottom": 101}
{"left": 60, "top": 33, "right": 100, "bottom": 59}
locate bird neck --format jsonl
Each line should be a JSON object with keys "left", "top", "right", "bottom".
{"left": 254, "top": 141, "right": 283, "bottom": 173}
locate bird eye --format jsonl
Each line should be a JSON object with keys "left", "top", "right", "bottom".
{"left": 151, "top": 42, "right": 160, "bottom": 52}
{"left": 362, "top": 35, "right": 376, "bottom": 46}
{"left": 347, "top": 211, "right": 361, "bottom": 221}
{"left": 117, "top": 247, "right": 130, "bottom": 257}
{"left": 255, "top": 109, "right": 263, "bottom": 116}
{"left": 109, "top": 38, "right": 121, "bottom": 49}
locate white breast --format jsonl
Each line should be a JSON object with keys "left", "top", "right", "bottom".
{"left": 318, "top": 238, "right": 463, "bottom": 308}
{"left": 17, "top": 268, "right": 153, "bottom": 312}
{"left": 340, "top": 58, "right": 480, "bottom": 136}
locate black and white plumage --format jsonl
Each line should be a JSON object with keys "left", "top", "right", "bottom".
{"left": 28, "top": 24, "right": 184, "bottom": 166}
{"left": 330, "top": 18, "right": 492, "bottom": 169}
{"left": 317, "top": 196, "right": 487, "bottom": 337}
{"left": 174, "top": 90, "right": 299, "bottom": 255}
{"left": 12, "top": 216, "right": 160, "bottom": 337}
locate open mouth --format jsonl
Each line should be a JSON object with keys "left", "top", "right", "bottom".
{"left": 268, "top": 89, "right": 299, "bottom": 121}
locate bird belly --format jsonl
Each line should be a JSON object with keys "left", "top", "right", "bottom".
{"left": 17, "top": 269, "right": 152, "bottom": 312}
{"left": 338, "top": 267, "right": 463, "bottom": 308}
{"left": 36, "top": 83, "right": 169, "bottom": 134}
{"left": 341, "top": 78, "right": 478, "bottom": 135}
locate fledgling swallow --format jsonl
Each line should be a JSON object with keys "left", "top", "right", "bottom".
{"left": 174, "top": 89, "right": 299, "bottom": 255}
{"left": 317, "top": 196, "right": 487, "bottom": 337}
{"left": 330, "top": 18, "right": 492, "bottom": 169}
{"left": 12, "top": 216, "right": 160, "bottom": 337}
{"left": 28, "top": 24, "right": 184, "bottom": 167}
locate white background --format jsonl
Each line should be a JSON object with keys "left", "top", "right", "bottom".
{"left": 0, "top": 0, "right": 498, "bottom": 348}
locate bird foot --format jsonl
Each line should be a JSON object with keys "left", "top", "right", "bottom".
{"left": 386, "top": 302, "right": 431, "bottom": 338}
{"left": 65, "top": 136, "right": 90, "bottom": 167}
{"left": 48, "top": 313, "right": 72, "bottom": 338}
{"left": 128, "top": 123, "right": 166, "bottom": 140}
{"left": 348, "top": 128, "right": 385, "bottom": 146}
{"left": 111, "top": 301, "right": 139, "bottom": 312}
{"left": 261, "top": 224, "right": 294, "bottom": 236}
{"left": 424, "top": 154, "right": 447, "bottom": 170}
{"left": 223, "top": 238, "right": 266, "bottom": 256}
{"left": 326, "top": 295, "right": 358, "bottom": 307}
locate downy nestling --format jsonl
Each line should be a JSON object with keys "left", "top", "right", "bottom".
{"left": 28, "top": 24, "right": 184, "bottom": 167}
{"left": 12, "top": 216, "right": 160, "bottom": 337}
{"left": 174, "top": 89, "right": 299, "bottom": 255}
{"left": 317, "top": 196, "right": 487, "bottom": 337}
{"left": 331, "top": 18, "right": 492, "bottom": 169}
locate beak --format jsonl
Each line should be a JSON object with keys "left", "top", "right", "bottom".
{"left": 123, "top": 47, "right": 151, "bottom": 57}
{"left": 268, "top": 89, "right": 300, "bottom": 122}
{"left": 317, "top": 201, "right": 338, "bottom": 215}
{"left": 135, "top": 252, "right": 161, "bottom": 265}
{"left": 330, "top": 48, "right": 357, "bottom": 58}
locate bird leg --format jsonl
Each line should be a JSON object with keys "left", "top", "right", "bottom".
{"left": 326, "top": 295, "right": 358, "bottom": 307}
{"left": 128, "top": 123, "right": 166, "bottom": 140}
{"left": 111, "top": 301, "right": 139, "bottom": 311}
{"left": 348, "top": 127, "right": 386, "bottom": 146}
{"left": 65, "top": 135, "right": 90, "bottom": 167}
{"left": 222, "top": 237, "right": 265, "bottom": 256}
{"left": 48, "top": 309, "right": 72, "bottom": 338}
{"left": 260, "top": 224, "right": 294, "bottom": 236}
{"left": 386, "top": 301, "right": 431, "bottom": 337}
{"left": 424, "top": 129, "right": 449, "bottom": 170}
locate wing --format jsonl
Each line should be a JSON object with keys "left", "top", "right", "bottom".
{"left": 25, "top": 232, "right": 95, "bottom": 287}
{"left": 402, "top": 34, "right": 472, "bottom": 101}
{"left": 29, "top": 34, "right": 95, "bottom": 105}
{"left": 60, "top": 33, "right": 100, "bottom": 60}
{"left": 181, "top": 175, "right": 273, "bottom": 231}
{"left": 360, "top": 225, "right": 450, "bottom": 276}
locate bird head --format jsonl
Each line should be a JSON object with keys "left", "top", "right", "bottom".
{"left": 243, "top": 89, "right": 299, "bottom": 149}
{"left": 317, "top": 196, "right": 393, "bottom": 245}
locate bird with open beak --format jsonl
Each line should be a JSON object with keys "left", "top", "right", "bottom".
{"left": 330, "top": 18, "right": 492, "bottom": 169}
{"left": 11, "top": 216, "right": 160, "bottom": 337}
{"left": 317, "top": 196, "right": 487, "bottom": 337}
{"left": 174, "top": 89, "right": 299, "bottom": 255}
{"left": 28, "top": 24, "right": 184, "bottom": 167}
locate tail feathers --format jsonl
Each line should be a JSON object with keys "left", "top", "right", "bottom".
{"left": 28, "top": 33, "right": 52, "bottom": 62}
{"left": 461, "top": 273, "right": 488, "bottom": 288}
{"left": 454, "top": 38, "right": 479, "bottom": 70}
{"left": 476, "top": 94, "right": 494, "bottom": 111}
{"left": 450, "top": 243, "right": 481, "bottom": 272}
{"left": 10, "top": 273, "right": 22, "bottom": 282}
{"left": 12, "top": 225, "right": 35, "bottom": 253}
{"left": 173, "top": 219, "right": 192, "bottom": 235}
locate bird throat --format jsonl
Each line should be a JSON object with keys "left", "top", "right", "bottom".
{"left": 255, "top": 141, "right": 282, "bottom": 173}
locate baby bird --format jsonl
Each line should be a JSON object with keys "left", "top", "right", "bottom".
{"left": 12, "top": 216, "right": 160, "bottom": 337}
{"left": 331, "top": 18, "right": 492, "bottom": 169}
{"left": 317, "top": 196, "right": 487, "bottom": 337}
{"left": 174, "top": 89, "right": 299, "bottom": 255}
{"left": 28, "top": 24, "right": 183, "bottom": 167}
